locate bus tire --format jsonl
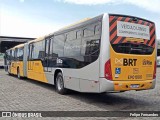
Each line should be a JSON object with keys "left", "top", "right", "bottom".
{"left": 55, "top": 72, "right": 67, "bottom": 95}
{"left": 17, "top": 68, "right": 21, "bottom": 79}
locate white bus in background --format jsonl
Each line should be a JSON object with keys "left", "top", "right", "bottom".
{"left": 0, "top": 53, "right": 4, "bottom": 68}
{"left": 5, "top": 13, "right": 157, "bottom": 94}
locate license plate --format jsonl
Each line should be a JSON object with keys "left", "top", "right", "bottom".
{"left": 130, "top": 84, "right": 140, "bottom": 88}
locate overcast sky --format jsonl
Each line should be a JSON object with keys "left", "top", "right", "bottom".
{"left": 0, "top": 0, "right": 159, "bottom": 39}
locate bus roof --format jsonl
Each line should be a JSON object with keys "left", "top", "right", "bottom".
{"left": 12, "top": 43, "right": 24, "bottom": 49}
{"left": 58, "top": 18, "right": 91, "bottom": 31}
{"left": 28, "top": 36, "right": 45, "bottom": 44}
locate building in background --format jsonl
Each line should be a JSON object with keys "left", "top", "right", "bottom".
{"left": 0, "top": 36, "right": 35, "bottom": 53}
{"left": 0, "top": 36, "right": 35, "bottom": 68}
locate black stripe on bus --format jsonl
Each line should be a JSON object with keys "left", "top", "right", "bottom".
{"left": 109, "top": 16, "right": 118, "bottom": 27}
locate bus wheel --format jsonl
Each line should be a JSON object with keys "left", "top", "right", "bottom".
{"left": 55, "top": 72, "right": 67, "bottom": 94}
{"left": 17, "top": 68, "right": 21, "bottom": 79}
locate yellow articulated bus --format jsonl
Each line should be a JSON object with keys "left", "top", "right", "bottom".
{"left": 5, "top": 13, "right": 157, "bottom": 94}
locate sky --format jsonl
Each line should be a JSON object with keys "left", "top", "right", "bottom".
{"left": 0, "top": 0, "right": 160, "bottom": 39}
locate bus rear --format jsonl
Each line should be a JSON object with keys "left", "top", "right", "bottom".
{"left": 101, "top": 14, "right": 156, "bottom": 92}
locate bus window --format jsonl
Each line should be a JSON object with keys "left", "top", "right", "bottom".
{"left": 31, "top": 41, "right": 44, "bottom": 59}
{"left": 112, "top": 43, "right": 154, "bottom": 55}
{"left": 66, "top": 31, "right": 76, "bottom": 41}
{"left": 94, "top": 24, "right": 101, "bottom": 35}
{"left": 53, "top": 34, "right": 65, "bottom": 57}
{"left": 64, "top": 30, "right": 81, "bottom": 57}
{"left": 83, "top": 28, "right": 94, "bottom": 38}
{"left": 81, "top": 23, "right": 101, "bottom": 57}
{"left": 76, "top": 30, "right": 81, "bottom": 39}
{"left": 37, "top": 41, "right": 45, "bottom": 59}
{"left": 17, "top": 47, "right": 24, "bottom": 60}
{"left": 85, "top": 40, "right": 100, "bottom": 56}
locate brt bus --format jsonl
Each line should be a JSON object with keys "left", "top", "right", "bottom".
{"left": 5, "top": 13, "right": 157, "bottom": 94}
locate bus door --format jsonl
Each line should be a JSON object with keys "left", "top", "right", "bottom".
{"left": 28, "top": 44, "right": 34, "bottom": 70}
{"left": 44, "top": 38, "right": 52, "bottom": 72}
